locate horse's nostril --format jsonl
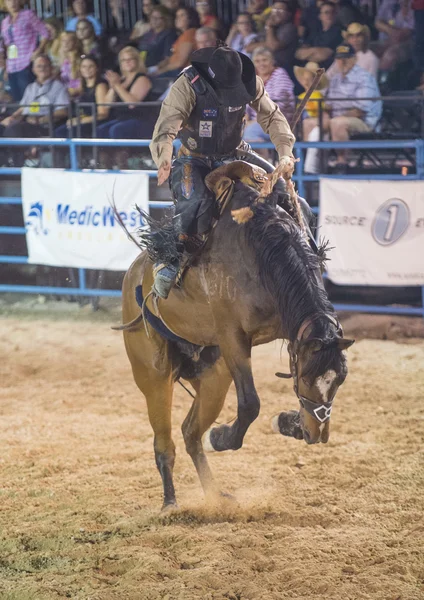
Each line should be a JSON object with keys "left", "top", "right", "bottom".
{"left": 303, "top": 430, "right": 311, "bottom": 443}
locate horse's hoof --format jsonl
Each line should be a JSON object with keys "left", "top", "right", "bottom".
{"left": 202, "top": 428, "right": 216, "bottom": 452}
{"left": 161, "top": 501, "right": 179, "bottom": 513}
{"left": 271, "top": 414, "right": 280, "bottom": 433}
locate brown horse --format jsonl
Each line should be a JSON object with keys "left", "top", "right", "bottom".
{"left": 118, "top": 165, "right": 354, "bottom": 510}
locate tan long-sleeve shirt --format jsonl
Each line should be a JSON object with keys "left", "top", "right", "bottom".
{"left": 149, "top": 74, "right": 295, "bottom": 168}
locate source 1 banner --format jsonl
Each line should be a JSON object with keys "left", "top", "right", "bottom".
{"left": 319, "top": 179, "right": 424, "bottom": 286}
{"left": 22, "top": 169, "right": 150, "bottom": 270}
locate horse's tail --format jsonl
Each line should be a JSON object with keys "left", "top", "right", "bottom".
{"left": 111, "top": 312, "right": 144, "bottom": 331}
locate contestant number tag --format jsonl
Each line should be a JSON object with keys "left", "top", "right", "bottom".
{"left": 199, "top": 121, "right": 212, "bottom": 138}
{"left": 29, "top": 102, "right": 40, "bottom": 114}
{"left": 7, "top": 44, "right": 18, "bottom": 59}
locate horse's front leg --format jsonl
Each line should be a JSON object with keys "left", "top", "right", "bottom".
{"left": 203, "top": 331, "right": 260, "bottom": 452}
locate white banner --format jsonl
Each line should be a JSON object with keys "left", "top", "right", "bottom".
{"left": 22, "top": 169, "right": 150, "bottom": 270}
{"left": 319, "top": 179, "right": 424, "bottom": 286}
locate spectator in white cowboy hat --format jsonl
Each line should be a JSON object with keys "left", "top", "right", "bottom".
{"left": 327, "top": 22, "right": 379, "bottom": 78}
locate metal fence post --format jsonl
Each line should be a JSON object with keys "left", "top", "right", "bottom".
{"left": 69, "top": 139, "right": 78, "bottom": 171}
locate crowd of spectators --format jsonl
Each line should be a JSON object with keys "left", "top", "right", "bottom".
{"left": 0, "top": 0, "right": 422, "bottom": 169}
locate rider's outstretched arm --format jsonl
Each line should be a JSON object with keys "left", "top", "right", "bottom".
{"left": 249, "top": 76, "right": 296, "bottom": 160}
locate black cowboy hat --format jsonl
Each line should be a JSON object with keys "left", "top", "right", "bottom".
{"left": 190, "top": 46, "right": 256, "bottom": 106}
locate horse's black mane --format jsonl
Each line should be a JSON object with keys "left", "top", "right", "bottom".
{"left": 243, "top": 201, "right": 336, "bottom": 345}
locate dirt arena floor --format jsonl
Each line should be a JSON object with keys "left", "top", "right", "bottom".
{"left": 1, "top": 302, "right": 423, "bottom": 600}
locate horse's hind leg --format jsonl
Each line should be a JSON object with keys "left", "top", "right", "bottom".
{"left": 181, "top": 356, "right": 232, "bottom": 498}
{"left": 124, "top": 332, "right": 177, "bottom": 510}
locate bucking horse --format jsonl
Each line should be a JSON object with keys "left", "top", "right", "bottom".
{"left": 115, "top": 160, "right": 354, "bottom": 510}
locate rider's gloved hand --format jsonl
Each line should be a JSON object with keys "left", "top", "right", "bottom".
{"left": 278, "top": 155, "right": 296, "bottom": 179}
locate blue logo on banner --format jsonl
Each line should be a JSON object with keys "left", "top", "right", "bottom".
{"left": 372, "top": 198, "right": 410, "bottom": 246}
{"left": 26, "top": 201, "right": 48, "bottom": 235}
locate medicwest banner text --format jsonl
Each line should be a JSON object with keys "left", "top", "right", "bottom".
{"left": 319, "top": 179, "right": 424, "bottom": 286}
{"left": 22, "top": 169, "right": 150, "bottom": 270}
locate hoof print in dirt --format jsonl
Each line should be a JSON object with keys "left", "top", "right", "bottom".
{"left": 272, "top": 410, "right": 303, "bottom": 440}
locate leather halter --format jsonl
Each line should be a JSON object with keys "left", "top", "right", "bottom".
{"left": 284, "top": 313, "right": 342, "bottom": 424}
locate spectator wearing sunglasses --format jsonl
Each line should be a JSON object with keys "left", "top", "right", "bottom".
{"left": 0, "top": 0, "right": 50, "bottom": 101}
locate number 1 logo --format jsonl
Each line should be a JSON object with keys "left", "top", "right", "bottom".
{"left": 372, "top": 198, "right": 410, "bottom": 246}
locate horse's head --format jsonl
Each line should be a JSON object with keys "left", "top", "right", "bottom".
{"left": 277, "top": 315, "right": 354, "bottom": 444}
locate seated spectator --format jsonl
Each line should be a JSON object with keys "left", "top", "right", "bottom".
{"left": 137, "top": 5, "right": 177, "bottom": 71}
{"left": 130, "top": 0, "right": 159, "bottom": 40}
{"left": 375, "top": 0, "right": 404, "bottom": 42}
{"left": 303, "top": 44, "right": 382, "bottom": 172}
{"left": 161, "top": 0, "right": 181, "bottom": 14}
{"left": 66, "top": 0, "right": 102, "bottom": 36}
{"left": 331, "top": 0, "right": 365, "bottom": 29}
{"left": 55, "top": 55, "right": 109, "bottom": 137}
{"left": 378, "top": 0, "right": 414, "bottom": 77}
{"left": 154, "top": 7, "right": 200, "bottom": 77}
{"left": 194, "top": 26, "right": 218, "bottom": 49}
{"left": 226, "top": 13, "right": 258, "bottom": 58}
{"left": 244, "top": 47, "right": 295, "bottom": 152}
{"left": 195, "top": 0, "right": 222, "bottom": 32}
{"left": 44, "top": 17, "right": 64, "bottom": 70}
{"left": 327, "top": 22, "right": 379, "bottom": 78}
{"left": 97, "top": 46, "right": 156, "bottom": 139}
{"left": 58, "top": 31, "right": 82, "bottom": 97}
{"left": 0, "top": 0, "right": 50, "bottom": 101}
{"left": 298, "top": 0, "right": 323, "bottom": 40}
{"left": 248, "top": 1, "right": 298, "bottom": 72}
{"left": 295, "top": 2, "right": 343, "bottom": 67}
{"left": 0, "top": 55, "right": 68, "bottom": 164}
{"left": 247, "top": 0, "right": 272, "bottom": 32}
{"left": 76, "top": 18, "right": 102, "bottom": 64}
{"left": 294, "top": 61, "right": 327, "bottom": 119}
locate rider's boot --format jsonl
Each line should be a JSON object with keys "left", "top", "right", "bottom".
{"left": 153, "top": 260, "right": 179, "bottom": 299}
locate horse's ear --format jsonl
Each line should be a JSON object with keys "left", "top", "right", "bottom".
{"left": 337, "top": 338, "right": 355, "bottom": 350}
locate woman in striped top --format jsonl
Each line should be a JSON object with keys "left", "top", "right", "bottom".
{"left": 244, "top": 46, "right": 295, "bottom": 152}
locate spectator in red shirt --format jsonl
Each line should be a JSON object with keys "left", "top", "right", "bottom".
{"left": 0, "top": 0, "right": 50, "bottom": 101}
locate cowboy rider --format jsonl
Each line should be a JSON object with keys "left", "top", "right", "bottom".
{"left": 150, "top": 44, "right": 305, "bottom": 299}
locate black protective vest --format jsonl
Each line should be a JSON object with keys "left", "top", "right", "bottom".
{"left": 179, "top": 66, "right": 246, "bottom": 156}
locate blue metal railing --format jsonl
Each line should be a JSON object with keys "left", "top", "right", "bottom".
{"left": 0, "top": 136, "right": 423, "bottom": 317}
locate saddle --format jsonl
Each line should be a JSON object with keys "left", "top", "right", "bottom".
{"left": 204, "top": 158, "right": 305, "bottom": 229}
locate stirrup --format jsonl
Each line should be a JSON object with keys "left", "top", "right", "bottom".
{"left": 152, "top": 263, "right": 178, "bottom": 299}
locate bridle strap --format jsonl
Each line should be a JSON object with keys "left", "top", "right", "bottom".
{"left": 288, "top": 313, "right": 341, "bottom": 424}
